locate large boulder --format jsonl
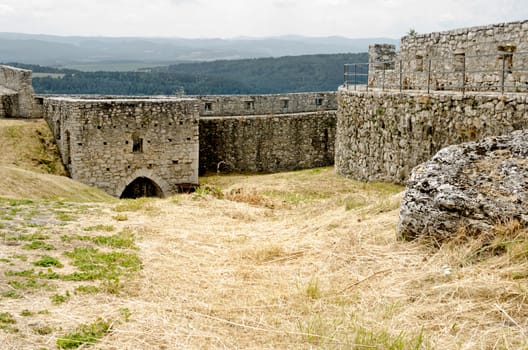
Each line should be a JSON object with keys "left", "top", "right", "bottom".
{"left": 398, "top": 130, "right": 528, "bottom": 241}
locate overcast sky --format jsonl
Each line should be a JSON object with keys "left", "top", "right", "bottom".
{"left": 0, "top": 0, "right": 526, "bottom": 39}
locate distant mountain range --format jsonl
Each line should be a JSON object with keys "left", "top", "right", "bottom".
{"left": 0, "top": 32, "right": 398, "bottom": 69}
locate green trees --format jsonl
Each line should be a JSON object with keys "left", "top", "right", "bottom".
{"left": 9, "top": 52, "right": 368, "bottom": 95}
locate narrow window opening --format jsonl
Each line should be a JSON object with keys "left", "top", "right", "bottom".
{"left": 281, "top": 100, "right": 289, "bottom": 109}
{"left": 55, "top": 120, "right": 61, "bottom": 140}
{"left": 454, "top": 51, "right": 465, "bottom": 72}
{"left": 172, "top": 160, "right": 179, "bottom": 164}
{"left": 65, "top": 131, "right": 71, "bottom": 165}
{"left": 245, "top": 101, "right": 255, "bottom": 110}
{"left": 415, "top": 55, "right": 424, "bottom": 72}
{"left": 498, "top": 45, "right": 516, "bottom": 74}
{"left": 315, "top": 98, "right": 324, "bottom": 106}
{"left": 132, "top": 132, "right": 143, "bottom": 153}
{"left": 204, "top": 102, "right": 213, "bottom": 112}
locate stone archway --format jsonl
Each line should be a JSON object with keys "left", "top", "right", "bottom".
{"left": 120, "top": 177, "right": 163, "bottom": 199}
{"left": 116, "top": 168, "right": 171, "bottom": 198}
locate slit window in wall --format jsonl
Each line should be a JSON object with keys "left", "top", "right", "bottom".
{"left": 245, "top": 100, "right": 255, "bottom": 111}
{"left": 454, "top": 51, "right": 465, "bottom": 72}
{"left": 132, "top": 132, "right": 143, "bottom": 153}
{"left": 65, "top": 131, "right": 71, "bottom": 165}
{"left": 281, "top": 99, "right": 289, "bottom": 109}
{"left": 55, "top": 120, "right": 61, "bottom": 140}
{"left": 315, "top": 97, "right": 324, "bottom": 106}
{"left": 415, "top": 54, "right": 424, "bottom": 72}
{"left": 204, "top": 102, "right": 213, "bottom": 112}
{"left": 498, "top": 45, "right": 516, "bottom": 74}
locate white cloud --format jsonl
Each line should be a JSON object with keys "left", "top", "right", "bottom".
{"left": 0, "top": 4, "right": 15, "bottom": 15}
{"left": 0, "top": 0, "right": 526, "bottom": 38}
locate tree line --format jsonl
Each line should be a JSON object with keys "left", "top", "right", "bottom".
{"left": 5, "top": 52, "right": 368, "bottom": 95}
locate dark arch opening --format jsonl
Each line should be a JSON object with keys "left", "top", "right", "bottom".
{"left": 120, "top": 177, "right": 163, "bottom": 199}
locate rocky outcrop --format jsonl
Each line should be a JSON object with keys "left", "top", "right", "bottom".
{"left": 398, "top": 130, "right": 528, "bottom": 241}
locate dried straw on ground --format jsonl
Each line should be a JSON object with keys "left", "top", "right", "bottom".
{"left": 1, "top": 168, "right": 527, "bottom": 349}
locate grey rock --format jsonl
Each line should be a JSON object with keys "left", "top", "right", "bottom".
{"left": 398, "top": 130, "right": 528, "bottom": 241}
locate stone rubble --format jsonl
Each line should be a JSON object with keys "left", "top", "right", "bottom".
{"left": 398, "top": 130, "right": 528, "bottom": 241}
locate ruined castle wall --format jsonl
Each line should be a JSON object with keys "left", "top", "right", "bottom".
{"left": 0, "top": 65, "right": 36, "bottom": 117}
{"left": 199, "top": 111, "right": 336, "bottom": 174}
{"left": 197, "top": 92, "right": 337, "bottom": 117}
{"left": 41, "top": 92, "right": 337, "bottom": 196}
{"left": 368, "top": 20, "right": 528, "bottom": 92}
{"left": 336, "top": 88, "right": 528, "bottom": 183}
{"left": 0, "top": 88, "right": 18, "bottom": 118}
{"left": 43, "top": 97, "right": 199, "bottom": 197}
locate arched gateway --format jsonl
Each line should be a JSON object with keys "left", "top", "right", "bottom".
{"left": 120, "top": 177, "right": 163, "bottom": 199}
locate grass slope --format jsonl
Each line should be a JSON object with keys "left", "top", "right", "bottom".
{"left": 0, "top": 118, "right": 113, "bottom": 202}
{"left": 0, "top": 166, "right": 112, "bottom": 202}
{"left": 2, "top": 167, "right": 526, "bottom": 349}
{"left": 0, "top": 119, "right": 526, "bottom": 349}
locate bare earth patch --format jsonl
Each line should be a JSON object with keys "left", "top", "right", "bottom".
{"left": 1, "top": 167, "right": 527, "bottom": 349}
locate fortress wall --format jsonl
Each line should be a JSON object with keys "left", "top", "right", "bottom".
{"left": 336, "top": 88, "right": 528, "bottom": 183}
{"left": 41, "top": 92, "right": 338, "bottom": 196}
{"left": 43, "top": 97, "right": 199, "bottom": 197}
{"left": 0, "top": 65, "right": 36, "bottom": 117}
{"left": 199, "top": 111, "right": 336, "bottom": 174}
{"left": 368, "top": 20, "right": 528, "bottom": 92}
{"left": 197, "top": 92, "right": 337, "bottom": 117}
{"left": 0, "top": 89, "right": 18, "bottom": 118}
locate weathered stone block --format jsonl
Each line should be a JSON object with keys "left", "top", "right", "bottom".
{"left": 398, "top": 130, "right": 528, "bottom": 240}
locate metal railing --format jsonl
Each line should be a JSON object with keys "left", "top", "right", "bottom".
{"left": 344, "top": 51, "right": 528, "bottom": 94}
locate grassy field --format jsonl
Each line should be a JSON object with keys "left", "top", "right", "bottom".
{"left": 1, "top": 118, "right": 527, "bottom": 349}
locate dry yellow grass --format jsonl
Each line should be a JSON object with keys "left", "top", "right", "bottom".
{"left": 0, "top": 118, "right": 66, "bottom": 175}
{"left": 1, "top": 118, "right": 527, "bottom": 349}
{"left": 0, "top": 165, "right": 113, "bottom": 202}
{"left": 0, "top": 118, "right": 111, "bottom": 202}
{"left": 1, "top": 166, "right": 527, "bottom": 349}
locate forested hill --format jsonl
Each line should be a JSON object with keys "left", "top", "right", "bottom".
{"left": 10, "top": 52, "right": 368, "bottom": 95}
{"left": 158, "top": 53, "right": 368, "bottom": 93}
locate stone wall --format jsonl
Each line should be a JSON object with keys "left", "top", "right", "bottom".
{"left": 336, "top": 88, "right": 528, "bottom": 183}
{"left": 41, "top": 92, "right": 337, "bottom": 196}
{"left": 0, "top": 65, "right": 36, "bottom": 117}
{"left": 368, "top": 20, "right": 528, "bottom": 92}
{"left": 200, "top": 111, "right": 336, "bottom": 174}
{"left": 197, "top": 92, "right": 337, "bottom": 117}
{"left": 43, "top": 97, "right": 199, "bottom": 197}
{"left": 0, "top": 88, "right": 18, "bottom": 118}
